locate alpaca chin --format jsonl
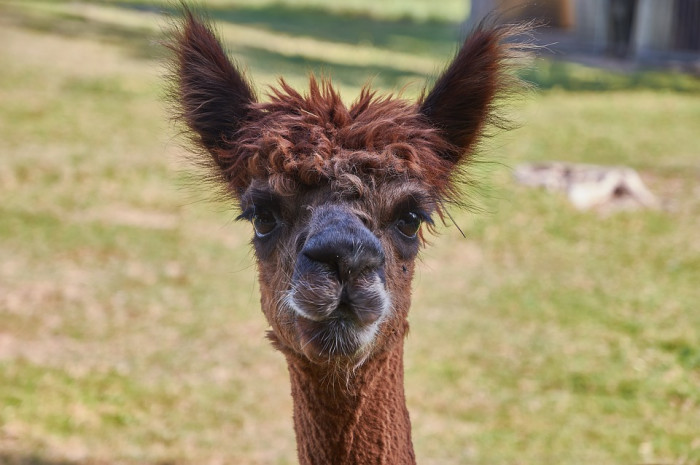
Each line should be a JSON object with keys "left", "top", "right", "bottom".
{"left": 285, "top": 274, "right": 391, "bottom": 363}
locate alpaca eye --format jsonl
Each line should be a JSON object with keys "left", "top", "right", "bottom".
{"left": 396, "top": 212, "right": 422, "bottom": 238}
{"left": 253, "top": 210, "right": 277, "bottom": 237}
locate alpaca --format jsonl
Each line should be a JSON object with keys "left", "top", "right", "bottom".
{"left": 168, "top": 7, "right": 524, "bottom": 464}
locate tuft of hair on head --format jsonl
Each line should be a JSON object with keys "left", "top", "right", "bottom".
{"left": 163, "top": 3, "right": 258, "bottom": 189}
{"left": 419, "top": 18, "right": 535, "bottom": 205}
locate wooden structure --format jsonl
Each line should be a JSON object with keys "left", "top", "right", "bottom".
{"left": 468, "top": 0, "right": 700, "bottom": 66}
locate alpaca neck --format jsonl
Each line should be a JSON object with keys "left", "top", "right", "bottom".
{"left": 285, "top": 339, "right": 415, "bottom": 465}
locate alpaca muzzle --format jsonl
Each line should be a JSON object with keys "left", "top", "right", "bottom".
{"left": 287, "top": 206, "right": 390, "bottom": 359}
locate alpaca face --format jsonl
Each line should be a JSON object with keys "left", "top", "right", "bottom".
{"left": 217, "top": 82, "right": 454, "bottom": 365}
{"left": 239, "top": 178, "right": 436, "bottom": 364}
{"left": 170, "top": 8, "right": 517, "bottom": 368}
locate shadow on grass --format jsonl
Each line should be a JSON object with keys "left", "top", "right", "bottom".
{"left": 6, "top": 0, "right": 699, "bottom": 93}
{"left": 522, "top": 59, "right": 700, "bottom": 93}
{"left": 0, "top": 3, "right": 162, "bottom": 61}
{"left": 2, "top": 0, "right": 439, "bottom": 87}
{"left": 237, "top": 46, "right": 424, "bottom": 90}
{"left": 118, "top": 0, "right": 463, "bottom": 57}
{"left": 119, "top": 0, "right": 700, "bottom": 93}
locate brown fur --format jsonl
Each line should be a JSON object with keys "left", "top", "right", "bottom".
{"left": 227, "top": 79, "right": 454, "bottom": 199}
{"left": 286, "top": 339, "right": 413, "bottom": 464}
{"left": 167, "top": 5, "right": 527, "bottom": 464}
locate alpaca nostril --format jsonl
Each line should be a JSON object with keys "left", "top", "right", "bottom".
{"left": 351, "top": 254, "right": 385, "bottom": 279}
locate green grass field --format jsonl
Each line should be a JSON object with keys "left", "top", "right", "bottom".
{"left": 1, "top": 1, "right": 699, "bottom": 464}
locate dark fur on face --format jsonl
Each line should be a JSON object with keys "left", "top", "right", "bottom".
{"left": 166, "top": 5, "right": 527, "bottom": 367}
{"left": 238, "top": 180, "right": 432, "bottom": 367}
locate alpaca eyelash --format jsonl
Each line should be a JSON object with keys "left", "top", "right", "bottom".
{"left": 392, "top": 196, "right": 435, "bottom": 226}
{"left": 237, "top": 206, "right": 279, "bottom": 227}
{"left": 412, "top": 210, "right": 434, "bottom": 226}
{"left": 236, "top": 208, "right": 255, "bottom": 222}
{"left": 237, "top": 189, "right": 282, "bottom": 222}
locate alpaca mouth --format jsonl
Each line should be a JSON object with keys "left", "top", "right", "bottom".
{"left": 286, "top": 274, "right": 390, "bottom": 360}
{"left": 295, "top": 312, "right": 382, "bottom": 360}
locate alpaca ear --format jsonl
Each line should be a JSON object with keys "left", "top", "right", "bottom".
{"left": 167, "top": 7, "right": 256, "bottom": 170}
{"left": 419, "top": 23, "right": 521, "bottom": 167}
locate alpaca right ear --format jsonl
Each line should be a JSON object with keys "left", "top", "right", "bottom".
{"left": 419, "top": 23, "right": 523, "bottom": 169}
{"left": 168, "top": 7, "right": 256, "bottom": 170}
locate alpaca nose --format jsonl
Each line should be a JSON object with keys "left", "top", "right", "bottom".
{"left": 301, "top": 208, "right": 385, "bottom": 281}
{"left": 303, "top": 234, "right": 385, "bottom": 280}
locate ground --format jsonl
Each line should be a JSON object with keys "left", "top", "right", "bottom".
{"left": 0, "top": 1, "right": 699, "bottom": 464}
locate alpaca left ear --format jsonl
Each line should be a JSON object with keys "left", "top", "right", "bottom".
{"left": 419, "top": 23, "right": 521, "bottom": 168}
{"left": 167, "top": 6, "right": 257, "bottom": 172}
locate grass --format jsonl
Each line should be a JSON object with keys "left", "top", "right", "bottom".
{"left": 1, "top": 1, "right": 699, "bottom": 464}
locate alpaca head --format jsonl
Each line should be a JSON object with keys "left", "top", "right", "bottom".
{"left": 170, "top": 8, "right": 520, "bottom": 368}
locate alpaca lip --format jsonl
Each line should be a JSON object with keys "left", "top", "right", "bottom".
{"left": 288, "top": 273, "right": 389, "bottom": 327}
{"left": 335, "top": 300, "right": 383, "bottom": 326}
{"left": 295, "top": 311, "right": 380, "bottom": 360}
{"left": 293, "top": 301, "right": 381, "bottom": 328}
{"left": 290, "top": 284, "right": 388, "bottom": 361}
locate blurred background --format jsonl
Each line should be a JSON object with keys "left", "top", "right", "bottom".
{"left": 0, "top": 0, "right": 698, "bottom": 464}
